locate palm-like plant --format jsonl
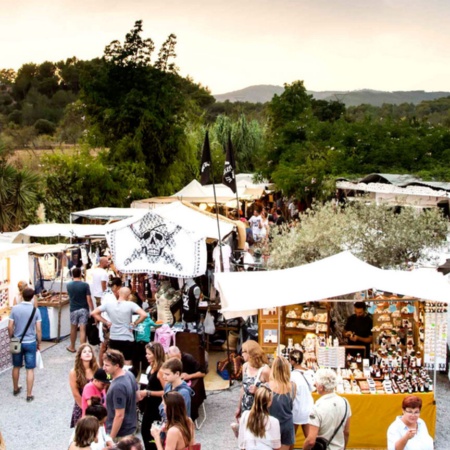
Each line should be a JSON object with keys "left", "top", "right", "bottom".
{"left": 0, "top": 142, "right": 40, "bottom": 231}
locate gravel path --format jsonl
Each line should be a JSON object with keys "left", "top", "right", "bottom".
{"left": 0, "top": 339, "right": 449, "bottom": 449}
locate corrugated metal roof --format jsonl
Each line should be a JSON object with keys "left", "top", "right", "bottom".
{"left": 355, "top": 174, "right": 450, "bottom": 192}
{"left": 359, "top": 173, "right": 422, "bottom": 186}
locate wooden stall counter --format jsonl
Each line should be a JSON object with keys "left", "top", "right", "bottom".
{"left": 295, "top": 392, "right": 436, "bottom": 449}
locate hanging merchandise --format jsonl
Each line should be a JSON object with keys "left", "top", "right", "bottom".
{"left": 204, "top": 311, "right": 216, "bottom": 335}
{"left": 212, "top": 243, "right": 232, "bottom": 272}
{"left": 422, "top": 301, "right": 448, "bottom": 371}
{"left": 39, "top": 254, "right": 58, "bottom": 280}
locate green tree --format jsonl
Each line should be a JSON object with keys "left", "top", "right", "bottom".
{"left": 41, "top": 148, "right": 150, "bottom": 222}
{"left": 268, "top": 202, "right": 447, "bottom": 270}
{"left": 80, "top": 20, "right": 214, "bottom": 195}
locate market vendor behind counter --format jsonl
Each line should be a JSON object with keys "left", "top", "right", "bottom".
{"left": 344, "top": 301, "right": 373, "bottom": 358}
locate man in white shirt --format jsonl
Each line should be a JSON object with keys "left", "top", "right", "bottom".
{"left": 303, "top": 369, "right": 351, "bottom": 450}
{"left": 91, "top": 256, "right": 110, "bottom": 306}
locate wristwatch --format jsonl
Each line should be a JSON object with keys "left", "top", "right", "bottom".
{"left": 147, "top": 390, "right": 151, "bottom": 397}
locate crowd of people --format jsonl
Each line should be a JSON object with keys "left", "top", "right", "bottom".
{"left": 5, "top": 250, "right": 436, "bottom": 450}
{"left": 63, "top": 342, "right": 203, "bottom": 450}
{"left": 233, "top": 340, "right": 434, "bottom": 450}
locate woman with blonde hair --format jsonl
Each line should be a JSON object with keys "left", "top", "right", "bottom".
{"left": 140, "top": 342, "right": 167, "bottom": 450}
{"left": 69, "top": 343, "right": 99, "bottom": 427}
{"left": 268, "top": 357, "right": 296, "bottom": 450}
{"left": 151, "top": 391, "right": 197, "bottom": 450}
{"left": 68, "top": 416, "right": 100, "bottom": 450}
{"left": 238, "top": 385, "right": 281, "bottom": 449}
{"left": 14, "top": 280, "right": 29, "bottom": 305}
{"left": 236, "top": 340, "right": 271, "bottom": 419}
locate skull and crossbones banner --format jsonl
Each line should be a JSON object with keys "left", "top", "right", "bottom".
{"left": 105, "top": 211, "right": 207, "bottom": 278}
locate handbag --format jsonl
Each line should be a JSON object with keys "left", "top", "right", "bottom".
{"left": 10, "top": 307, "right": 37, "bottom": 354}
{"left": 204, "top": 311, "right": 215, "bottom": 335}
{"left": 311, "top": 397, "right": 348, "bottom": 450}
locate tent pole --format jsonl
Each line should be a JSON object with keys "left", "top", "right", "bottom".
{"left": 57, "top": 249, "right": 65, "bottom": 342}
{"left": 277, "top": 306, "right": 281, "bottom": 359}
{"left": 433, "top": 307, "right": 438, "bottom": 398}
{"left": 209, "top": 155, "right": 224, "bottom": 272}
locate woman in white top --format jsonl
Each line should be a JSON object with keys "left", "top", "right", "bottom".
{"left": 259, "top": 210, "right": 269, "bottom": 242}
{"left": 288, "top": 350, "right": 314, "bottom": 446}
{"left": 238, "top": 385, "right": 281, "bottom": 450}
{"left": 387, "top": 395, "right": 433, "bottom": 450}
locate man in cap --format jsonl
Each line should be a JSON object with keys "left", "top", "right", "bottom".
{"left": 81, "top": 368, "right": 111, "bottom": 415}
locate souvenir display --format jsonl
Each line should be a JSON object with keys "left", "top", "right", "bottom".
{"left": 271, "top": 296, "right": 445, "bottom": 395}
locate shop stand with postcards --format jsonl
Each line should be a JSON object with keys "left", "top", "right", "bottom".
{"left": 215, "top": 251, "right": 450, "bottom": 449}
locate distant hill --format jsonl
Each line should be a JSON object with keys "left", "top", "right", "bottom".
{"left": 214, "top": 85, "right": 450, "bottom": 107}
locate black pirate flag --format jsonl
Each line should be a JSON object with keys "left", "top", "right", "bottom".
{"left": 200, "top": 131, "right": 211, "bottom": 186}
{"left": 222, "top": 133, "right": 236, "bottom": 193}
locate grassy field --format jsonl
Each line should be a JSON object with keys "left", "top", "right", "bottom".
{"left": 7, "top": 145, "right": 99, "bottom": 170}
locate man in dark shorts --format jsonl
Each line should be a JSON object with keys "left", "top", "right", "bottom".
{"left": 67, "top": 267, "right": 93, "bottom": 353}
{"left": 103, "top": 349, "right": 139, "bottom": 441}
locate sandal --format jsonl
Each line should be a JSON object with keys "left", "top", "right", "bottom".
{"left": 13, "top": 386, "right": 22, "bottom": 396}
{"left": 66, "top": 347, "right": 76, "bottom": 353}
{"left": 26, "top": 396, "right": 34, "bottom": 402}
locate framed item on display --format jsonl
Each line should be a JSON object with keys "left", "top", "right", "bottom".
{"left": 261, "top": 307, "right": 278, "bottom": 318}
{"left": 262, "top": 324, "right": 278, "bottom": 345}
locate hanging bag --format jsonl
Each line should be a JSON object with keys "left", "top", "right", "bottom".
{"left": 10, "top": 307, "right": 37, "bottom": 354}
{"left": 311, "top": 397, "right": 348, "bottom": 450}
{"left": 204, "top": 311, "right": 215, "bottom": 335}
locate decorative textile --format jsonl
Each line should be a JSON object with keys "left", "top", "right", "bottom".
{"left": 106, "top": 212, "right": 206, "bottom": 278}
{"left": 0, "top": 327, "right": 12, "bottom": 373}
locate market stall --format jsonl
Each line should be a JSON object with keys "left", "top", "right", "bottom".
{"left": 29, "top": 244, "right": 81, "bottom": 341}
{"left": 215, "top": 251, "right": 450, "bottom": 448}
{"left": 0, "top": 243, "right": 35, "bottom": 373}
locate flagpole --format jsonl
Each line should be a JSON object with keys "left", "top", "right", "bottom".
{"left": 210, "top": 174, "right": 224, "bottom": 272}
{"left": 200, "top": 130, "right": 224, "bottom": 272}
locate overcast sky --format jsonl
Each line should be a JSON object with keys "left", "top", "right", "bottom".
{"left": 2, "top": 0, "right": 450, "bottom": 94}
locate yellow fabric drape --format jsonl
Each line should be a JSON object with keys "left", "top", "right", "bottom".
{"left": 295, "top": 392, "right": 435, "bottom": 449}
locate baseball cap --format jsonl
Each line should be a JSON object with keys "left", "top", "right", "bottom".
{"left": 94, "top": 368, "right": 111, "bottom": 383}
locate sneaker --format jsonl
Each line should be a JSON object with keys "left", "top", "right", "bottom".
{"left": 13, "top": 386, "right": 22, "bottom": 396}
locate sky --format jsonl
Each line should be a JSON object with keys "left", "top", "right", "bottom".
{"left": 2, "top": 0, "right": 450, "bottom": 95}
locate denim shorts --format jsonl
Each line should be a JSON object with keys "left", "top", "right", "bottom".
{"left": 70, "top": 308, "right": 89, "bottom": 326}
{"left": 12, "top": 341, "right": 37, "bottom": 369}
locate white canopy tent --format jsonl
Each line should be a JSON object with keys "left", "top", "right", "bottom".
{"left": 215, "top": 251, "right": 450, "bottom": 319}
{"left": 12, "top": 224, "right": 107, "bottom": 243}
{"left": 70, "top": 207, "right": 146, "bottom": 222}
{"left": 69, "top": 202, "right": 235, "bottom": 242}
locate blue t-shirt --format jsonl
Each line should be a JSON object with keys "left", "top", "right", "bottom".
{"left": 9, "top": 302, "right": 42, "bottom": 343}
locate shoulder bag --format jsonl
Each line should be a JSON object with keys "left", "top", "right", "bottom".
{"left": 10, "top": 307, "right": 37, "bottom": 354}
{"left": 312, "top": 397, "right": 348, "bottom": 450}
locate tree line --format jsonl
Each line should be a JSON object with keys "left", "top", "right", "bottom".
{"left": 2, "top": 20, "right": 450, "bottom": 230}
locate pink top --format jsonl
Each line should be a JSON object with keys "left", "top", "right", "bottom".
{"left": 154, "top": 324, "right": 175, "bottom": 353}
{"left": 81, "top": 381, "right": 106, "bottom": 416}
